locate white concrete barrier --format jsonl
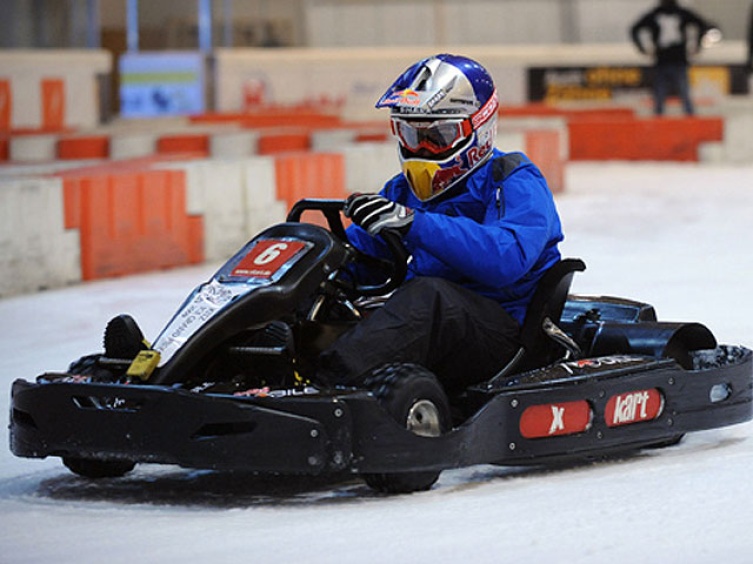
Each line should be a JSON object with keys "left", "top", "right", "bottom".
{"left": 9, "top": 134, "right": 59, "bottom": 162}
{"left": 341, "top": 142, "right": 398, "bottom": 194}
{"left": 159, "top": 156, "right": 285, "bottom": 261}
{"left": 311, "top": 129, "right": 359, "bottom": 152}
{"left": 0, "top": 50, "right": 111, "bottom": 131}
{"left": 724, "top": 113, "right": 753, "bottom": 163}
{"left": 163, "top": 159, "right": 248, "bottom": 261}
{"left": 499, "top": 117, "right": 570, "bottom": 159}
{"left": 0, "top": 160, "right": 101, "bottom": 178}
{"left": 241, "top": 156, "right": 288, "bottom": 235}
{"left": 210, "top": 130, "right": 259, "bottom": 158}
{"left": 110, "top": 132, "right": 157, "bottom": 159}
{"left": 0, "top": 177, "right": 80, "bottom": 296}
{"left": 496, "top": 131, "right": 528, "bottom": 156}
{"left": 698, "top": 97, "right": 753, "bottom": 164}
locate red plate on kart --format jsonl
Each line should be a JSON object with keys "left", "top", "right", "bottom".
{"left": 519, "top": 400, "right": 593, "bottom": 439}
{"left": 605, "top": 388, "right": 664, "bottom": 427}
{"left": 231, "top": 239, "right": 308, "bottom": 279}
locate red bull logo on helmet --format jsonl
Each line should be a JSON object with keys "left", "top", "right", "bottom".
{"left": 382, "top": 89, "right": 421, "bottom": 107}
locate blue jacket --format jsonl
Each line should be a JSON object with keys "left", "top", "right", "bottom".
{"left": 346, "top": 148, "right": 564, "bottom": 324}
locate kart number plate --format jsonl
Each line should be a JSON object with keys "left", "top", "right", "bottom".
{"left": 230, "top": 240, "right": 308, "bottom": 280}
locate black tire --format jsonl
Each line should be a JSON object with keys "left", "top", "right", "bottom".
{"left": 361, "top": 363, "right": 451, "bottom": 494}
{"left": 63, "top": 457, "right": 136, "bottom": 479}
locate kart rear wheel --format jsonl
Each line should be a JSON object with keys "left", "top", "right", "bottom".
{"left": 63, "top": 456, "right": 136, "bottom": 479}
{"left": 361, "top": 363, "right": 451, "bottom": 494}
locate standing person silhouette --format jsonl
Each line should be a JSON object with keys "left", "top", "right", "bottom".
{"left": 630, "top": 0, "right": 714, "bottom": 115}
{"left": 747, "top": 1, "right": 753, "bottom": 75}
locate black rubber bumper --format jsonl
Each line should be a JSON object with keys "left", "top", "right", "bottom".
{"left": 10, "top": 380, "right": 355, "bottom": 474}
{"left": 9, "top": 348, "right": 753, "bottom": 476}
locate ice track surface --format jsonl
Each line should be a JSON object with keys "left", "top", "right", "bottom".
{"left": 1, "top": 162, "right": 752, "bottom": 564}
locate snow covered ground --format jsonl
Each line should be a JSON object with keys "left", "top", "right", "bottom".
{"left": 1, "top": 161, "right": 752, "bottom": 563}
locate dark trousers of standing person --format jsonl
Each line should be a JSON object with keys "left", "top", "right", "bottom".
{"left": 317, "top": 277, "right": 521, "bottom": 395}
{"left": 653, "top": 64, "right": 694, "bottom": 115}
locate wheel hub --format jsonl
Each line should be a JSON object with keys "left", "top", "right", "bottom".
{"left": 406, "top": 399, "right": 442, "bottom": 437}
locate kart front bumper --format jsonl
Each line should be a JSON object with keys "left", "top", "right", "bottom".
{"left": 10, "top": 379, "right": 359, "bottom": 474}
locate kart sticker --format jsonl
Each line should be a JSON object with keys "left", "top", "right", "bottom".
{"left": 152, "top": 279, "right": 249, "bottom": 365}
{"left": 558, "top": 355, "right": 648, "bottom": 376}
{"left": 382, "top": 89, "right": 420, "bottom": 107}
{"left": 153, "top": 239, "right": 312, "bottom": 365}
{"left": 519, "top": 400, "right": 593, "bottom": 439}
{"left": 233, "top": 386, "right": 320, "bottom": 398}
{"left": 605, "top": 389, "right": 664, "bottom": 427}
{"left": 230, "top": 239, "right": 308, "bottom": 280}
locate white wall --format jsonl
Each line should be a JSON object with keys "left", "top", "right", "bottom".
{"left": 93, "top": 0, "right": 753, "bottom": 48}
{"left": 0, "top": 50, "right": 111, "bottom": 130}
{"left": 213, "top": 41, "right": 745, "bottom": 119}
{"left": 303, "top": 0, "right": 749, "bottom": 47}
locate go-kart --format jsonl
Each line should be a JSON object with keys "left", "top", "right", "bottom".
{"left": 9, "top": 199, "right": 753, "bottom": 494}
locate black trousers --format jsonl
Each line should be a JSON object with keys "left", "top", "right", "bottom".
{"left": 318, "top": 277, "right": 521, "bottom": 393}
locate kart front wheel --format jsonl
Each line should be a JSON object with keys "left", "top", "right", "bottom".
{"left": 361, "top": 363, "right": 451, "bottom": 494}
{"left": 63, "top": 456, "right": 136, "bottom": 479}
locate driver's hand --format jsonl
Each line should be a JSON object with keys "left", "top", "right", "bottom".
{"left": 344, "top": 193, "right": 414, "bottom": 237}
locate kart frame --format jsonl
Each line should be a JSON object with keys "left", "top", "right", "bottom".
{"left": 9, "top": 199, "right": 753, "bottom": 489}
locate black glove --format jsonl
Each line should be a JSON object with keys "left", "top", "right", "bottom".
{"left": 344, "top": 193, "right": 414, "bottom": 237}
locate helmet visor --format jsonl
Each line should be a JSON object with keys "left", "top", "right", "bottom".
{"left": 391, "top": 117, "right": 472, "bottom": 155}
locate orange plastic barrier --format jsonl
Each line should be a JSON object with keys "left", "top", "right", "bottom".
{"left": 41, "top": 78, "right": 65, "bottom": 131}
{"left": 525, "top": 130, "right": 564, "bottom": 193}
{"left": 191, "top": 109, "right": 342, "bottom": 129}
{"left": 500, "top": 104, "right": 636, "bottom": 120}
{"left": 274, "top": 153, "right": 347, "bottom": 225}
{"left": 355, "top": 131, "right": 390, "bottom": 143}
{"left": 0, "top": 79, "right": 10, "bottom": 132}
{"left": 57, "top": 135, "right": 109, "bottom": 160}
{"left": 62, "top": 169, "right": 204, "bottom": 280}
{"left": 569, "top": 117, "right": 723, "bottom": 161}
{"left": 258, "top": 130, "right": 311, "bottom": 155}
{"left": 0, "top": 136, "right": 8, "bottom": 161}
{"left": 156, "top": 133, "right": 210, "bottom": 157}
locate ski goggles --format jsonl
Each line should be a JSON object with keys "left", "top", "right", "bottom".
{"left": 390, "top": 117, "right": 473, "bottom": 155}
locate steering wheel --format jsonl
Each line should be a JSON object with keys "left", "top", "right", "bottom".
{"left": 286, "top": 198, "right": 409, "bottom": 296}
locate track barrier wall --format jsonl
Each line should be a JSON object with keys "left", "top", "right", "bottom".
{"left": 0, "top": 176, "right": 81, "bottom": 297}
{"left": 569, "top": 116, "right": 724, "bottom": 161}
{"left": 60, "top": 169, "right": 204, "bottom": 281}
{"left": 0, "top": 79, "right": 11, "bottom": 131}
{"left": 2, "top": 97, "right": 753, "bottom": 297}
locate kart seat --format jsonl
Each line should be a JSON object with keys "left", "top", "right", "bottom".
{"left": 488, "top": 258, "right": 586, "bottom": 385}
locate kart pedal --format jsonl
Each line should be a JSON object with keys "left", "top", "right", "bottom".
{"left": 260, "top": 321, "right": 295, "bottom": 354}
{"left": 103, "top": 314, "right": 149, "bottom": 361}
{"left": 230, "top": 321, "right": 295, "bottom": 357}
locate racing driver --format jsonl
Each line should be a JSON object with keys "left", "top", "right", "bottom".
{"left": 317, "top": 54, "right": 565, "bottom": 394}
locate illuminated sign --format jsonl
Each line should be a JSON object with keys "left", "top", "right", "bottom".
{"left": 119, "top": 52, "right": 206, "bottom": 118}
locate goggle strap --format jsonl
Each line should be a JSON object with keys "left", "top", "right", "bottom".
{"left": 471, "top": 89, "right": 498, "bottom": 129}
